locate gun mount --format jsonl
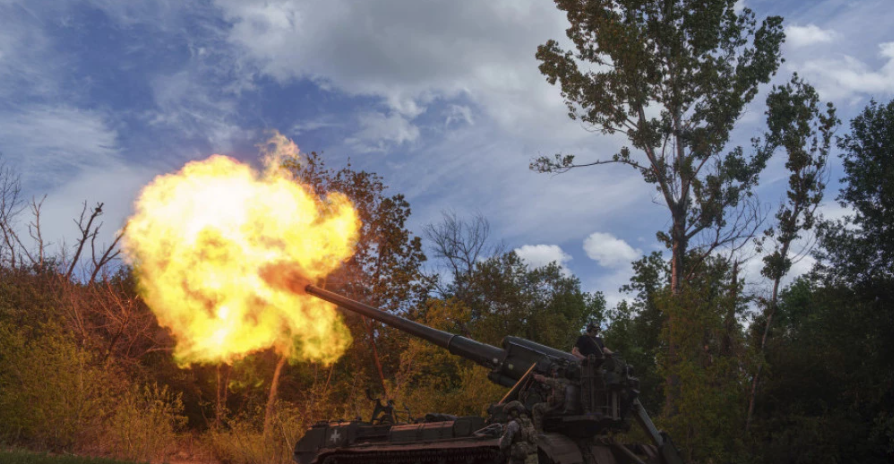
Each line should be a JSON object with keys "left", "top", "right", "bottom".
{"left": 294, "top": 284, "right": 684, "bottom": 464}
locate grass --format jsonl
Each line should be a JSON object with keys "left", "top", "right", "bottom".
{"left": 0, "top": 450, "right": 142, "bottom": 464}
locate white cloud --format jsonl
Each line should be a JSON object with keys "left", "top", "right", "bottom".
{"left": 147, "top": 58, "right": 253, "bottom": 153}
{"left": 445, "top": 105, "right": 474, "bottom": 127}
{"left": 514, "top": 244, "right": 572, "bottom": 274}
{"left": 583, "top": 232, "right": 641, "bottom": 269}
{"left": 0, "top": 106, "right": 120, "bottom": 190}
{"left": 785, "top": 24, "right": 839, "bottom": 48}
{"left": 290, "top": 117, "right": 341, "bottom": 135}
{"left": 213, "top": 0, "right": 584, "bottom": 142}
{"left": 0, "top": 2, "right": 65, "bottom": 100}
{"left": 817, "top": 201, "right": 854, "bottom": 223}
{"left": 591, "top": 267, "right": 636, "bottom": 310}
{"left": 793, "top": 42, "right": 894, "bottom": 100}
{"left": 346, "top": 112, "right": 420, "bottom": 153}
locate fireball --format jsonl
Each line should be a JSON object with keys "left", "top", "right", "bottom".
{"left": 122, "top": 136, "right": 359, "bottom": 365}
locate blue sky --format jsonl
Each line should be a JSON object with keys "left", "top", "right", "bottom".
{"left": 1, "top": 0, "right": 893, "bottom": 306}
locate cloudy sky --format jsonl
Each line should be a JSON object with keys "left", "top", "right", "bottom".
{"left": 1, "top": 0, "right": 892, "bottom": 305}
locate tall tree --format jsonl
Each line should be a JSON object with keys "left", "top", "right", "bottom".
{"left": 535, "top": 0, "right": 784, "bottom": 413}
{"left": 816, "top": 98, "right": 894, "bottom": 284}
{"left": 750, "top": 98, "right": 894, "bottom": 463}
{"left": 746, "top": 75, "right": 838, "bottom": 431}
{"left": 283, "top": 151, "right": 427, "bottom": 400}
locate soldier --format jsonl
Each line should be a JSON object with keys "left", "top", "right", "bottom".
{"left": 499, "top": 401, "right": 538, "bottom": 464}
{"left": 572, "top": 321, "right": 613, "bottom": 360}
{"left": 531, "top": 365, "right": 569, "bottom": 433}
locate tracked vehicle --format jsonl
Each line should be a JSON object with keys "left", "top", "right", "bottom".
{"left": 294, "top": 284, "right": 683, "bottom": 464}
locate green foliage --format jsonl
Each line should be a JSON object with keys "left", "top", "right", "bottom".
{"left": 392, "top": 299, "right": 505, "bottom": 418}
{"left": 654, "top": 257, "right": 749, "bottom": 463}
{"left": 101, "top": 384, "right": 186, "bottom": 463}
{"left": 535, "top": 0, "right": 783, "bottom": 302}
{"left": 461, "top": 252, "right": 604, "bottom": 349}
{"left": 751, "top": 278, "right": 894, "bottom": 463}
{"left": 535, "top": 0, "right": 786, "bottom": 420}
{"left": 0, "top": 323, "right": 116, "bottom": 451}
{"left": 817, "top": 98, "right": 894, "bottom": 283}
{"left": 604, "top": 252, "right": 669, "bottom": 412}
{"left": 206, "top": 403, "right": 303, "bottom": 464}
{"left": 745, "top": 75, "right": 839, "bottom": 433}
{"left": 759, "top": 75, "right": 838, "bottom": 281}
{"left": 0, "top": 268, "right": 60, "bottom": 331}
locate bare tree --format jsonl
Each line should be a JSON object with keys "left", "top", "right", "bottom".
{"left": 65, "top": 202, "right": 104, "bottom": 280}
{"left": 0, "top": 157, "right": 32, "bottom": 267}
{"left": 89, "top": 224, "right": 126, "bottom": 283}
{"left": 422, "top": 211, "right": 503, "bottom": 302}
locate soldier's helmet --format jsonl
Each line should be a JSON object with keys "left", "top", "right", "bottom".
{"left": 502, "top": 400, "right": 526, "bottom": 416}
{"left": 586, "top": 321, "right": 599, "bottom": 333}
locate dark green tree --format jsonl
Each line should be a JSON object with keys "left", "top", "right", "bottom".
{"left": 283, "top": 151, "right": 428, "bottom": 403}
{"left": 753, "top": 277, "right": 894, "bottom": 464}
{"left": 431, "top": 251, "right": 604, "bottom": 351}
{"left": 749, "top": 98, "right": 894, "bottom": 464}
{"left": 534, "top": 0, "right": 784, "bottom": 412}
{"left": 604, "top": 251, "right": 669, "bottom": 412}
{"left": 535, "top": 0, "right": 783, "bottom": 295}
{"left": 657, "top": 255, "right": 750, "bottom": 462}
{"left": 422, "top": 213, "right": 600, "bottom": 349}
{"left": 816, "top": 98, "right": 894, "bottom": 284}
{"left": 746, "top": 75, "right": 838, "bottom": 431}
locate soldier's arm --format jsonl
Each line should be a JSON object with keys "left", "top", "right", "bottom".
{"left": 571, "top": 346, "right": 585, "bottom": 360}
{"left": 499, "top": 421, "right": 519, "bottom": 451}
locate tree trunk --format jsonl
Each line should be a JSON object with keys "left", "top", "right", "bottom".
{"left": 264, "top": 354, "right": 287, "bottom": 436}
{"left": 664, "top": 205, "right": 687, "bottom": 416}
{"left": 746, "top": 241, "right": 791, "bottom": 432}
{"left": 364, "top": 318, "right": 390, "bottom": 399}
{"left": 215, "top": 365, "right": 224, "bottom": 429}
{"left": 722, "top": 261, "right": 739, "bottom": 357}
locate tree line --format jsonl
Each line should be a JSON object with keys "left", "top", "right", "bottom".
{"left": 1, "top": 95, "right": 891, "bottom": 463}
{"left": 1, "top": 1, "right": 892, "bottom": 463}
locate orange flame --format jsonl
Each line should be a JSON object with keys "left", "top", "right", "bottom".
{"left": 122, "top": 135, "right": 359, "bottom": 365}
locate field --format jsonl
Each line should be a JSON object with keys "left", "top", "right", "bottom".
{"left": 0, "top": 450, "right": 141, "bottom": 464}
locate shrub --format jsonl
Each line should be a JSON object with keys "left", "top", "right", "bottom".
{"left": 101, "top": 383, "right": 186, "bottom": 463}
{"left": 0, "top": 323, "right": 114, "bottom": 450}
{"left": 206, "top": 403, "right": 306, "bottom": 464}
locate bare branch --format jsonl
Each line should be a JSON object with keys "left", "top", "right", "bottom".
{"left": 27, "top": 195, "right": 47, "bottom": 267}
{"left": 89, "top": 224, "right": 126, "bottom": 283}
{"left": 66, "top": 202, "right": 104, "bottom": 281}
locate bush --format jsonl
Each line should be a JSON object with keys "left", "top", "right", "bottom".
{"left": 206, "top": 403, "right": 307, "bottom": 464}
{"left": 101, "top": 384, "right": 186, "bottom": 463}
{"left": 0, "top": 324, "right": 114, "bottom": 450}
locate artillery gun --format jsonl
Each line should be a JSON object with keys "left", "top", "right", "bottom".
{"left": 293, "top": 284, "right": 684, "bottom": 464}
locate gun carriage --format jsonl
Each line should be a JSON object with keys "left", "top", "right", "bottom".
{"left": 294, "top": 284, "right": 683, "bottom": 464}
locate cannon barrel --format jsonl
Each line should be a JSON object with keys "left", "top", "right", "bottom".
{"left": 304, "top": 284, "right": 684, "bottom": 463}
{"left": 306, "top": 284, "right": 505, "bottom": 370}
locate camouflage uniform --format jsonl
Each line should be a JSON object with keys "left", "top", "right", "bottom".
{"left": 532, "top": 376, "right": 569, "bottom": 432}
{"left": 499, "top": 401, "right": 538, "bottom": 464}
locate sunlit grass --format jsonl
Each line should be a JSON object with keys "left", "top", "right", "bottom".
{"left": 0, "top": 450, "right": 142, "bottom": 464}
